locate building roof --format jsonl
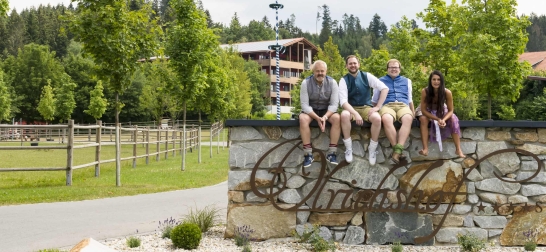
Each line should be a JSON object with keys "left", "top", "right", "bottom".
{"left": 220, "top": 37, "right": 318, "bottom": 53}
{"left": 519, "top": 51, "right": 546, "bottom": 71}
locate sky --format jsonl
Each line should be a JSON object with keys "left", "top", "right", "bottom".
{"left": 10, "top": 0, "right": 546, "bottom": 33}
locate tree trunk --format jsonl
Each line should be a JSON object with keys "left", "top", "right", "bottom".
{"left": 115, "top": 92, "right": 121, "bottom": 186}
{"left": 488, "top": 92, "right": 492, "bottom": 120}
{"left": 181, "top": 101, "right": 186, "bottom": 171}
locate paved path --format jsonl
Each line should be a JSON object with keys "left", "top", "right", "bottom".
{"left": 0, "top": 182, "right": 228, "bottom": 252}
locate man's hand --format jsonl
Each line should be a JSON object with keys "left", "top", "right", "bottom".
{"left": 318, "top": 117, "right": 326, "bottom": 132}
{"left": 367, "top": 107, "right": 380, "bottom": 119}
{"left": 353, "top": 113, "right": 363, "bottom": 126}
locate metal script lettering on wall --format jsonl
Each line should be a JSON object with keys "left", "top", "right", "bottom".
{"left": 248, "top": 139, "right": 544, "bottom": 244}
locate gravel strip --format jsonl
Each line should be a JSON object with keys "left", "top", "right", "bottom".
{"left": 96, "top": 226, "right": 546, "bottom": 252}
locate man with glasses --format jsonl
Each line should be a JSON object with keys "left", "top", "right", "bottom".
{"left": 339, "top": 55, "right": 388, "bottom": 165}
{"left": 373, "top": 59, "right": 415, "bottom": 164}
{"left": 299, "top": 60, "right": 341, "bottom": 167}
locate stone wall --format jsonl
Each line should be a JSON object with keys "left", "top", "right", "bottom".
{"left": 225, "top": 123, "right": 546, "bottom": 246}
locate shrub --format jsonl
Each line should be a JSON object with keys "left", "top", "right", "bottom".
{"left": 182, "top": 205, "right": 221, "bottom": 233}
{"left": 126, "top": 236, "right": 141, "bottom": 248}
{"left": 170, "top": 223, "right": 202, "bottom": 250}
{"left": 158, "top": 217, "right": 181, "bottom": 239}
{"left": 234, "top": 225, "right": 254, "bottom": 247}
{"left": 457, "top": 233, "right": 486, "bottom": 252}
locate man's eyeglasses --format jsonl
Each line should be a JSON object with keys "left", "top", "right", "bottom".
{"left": 388, "top": 67, "right": 400, "bottom": 69}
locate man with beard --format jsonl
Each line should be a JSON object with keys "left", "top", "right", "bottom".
{"left": 299, "top": 60, "right": 341, "bottom": 167}
{"left": 339, "top": 55, "right": 388, "bottom": 165}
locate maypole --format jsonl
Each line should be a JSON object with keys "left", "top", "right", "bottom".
{"left": 269, "top": 1, "right": 283, "bottom": 120}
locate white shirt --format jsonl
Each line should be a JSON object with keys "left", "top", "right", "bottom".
{"left": 338, "top": 71, "right": 388, "bottom": 107}
{"left": 371, "top": 78, "right": 413, "bottom": 104}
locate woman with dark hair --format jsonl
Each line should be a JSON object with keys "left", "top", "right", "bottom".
{"left": 416, "top": 70, "right": 465, "bottom": 158}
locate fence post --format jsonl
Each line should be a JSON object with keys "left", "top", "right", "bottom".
{"left": 217, "top": 122, "right": 220, "bottom": 154}
{"left": 172, "top": 128, "right": 176, "bottom": 157}
{"left": 110, "top": 128, "right": 113, "bottom": 142}
{"left": 66, "top": 120, "right": 74, "bottom": 186}
{"left": 146, "top": 127, "right": 150, "bottom": 165}
{"left": 164, "top": 128, "right": 168, "bottom": 160}
{"left": 156, "top": 128, "right": 160, "bottom": 161}
{"left": 210, "top": 123, "right": 213, "bottom": 158}
{"left": 179, "top": 130, "right": 183, "bottom": 155}
{"left": 88, "top": 127, "right": 91, "bottom": 141}
{"left": 198, "top": 124, "right": 202, "bottom": 163}
{"left": 133, "top": 125, "right": 137, "bottom": 168}
{"left": 95, "top": 120, "right": 102, "bottom": 177}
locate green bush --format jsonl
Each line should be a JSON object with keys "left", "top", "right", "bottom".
{"left": 171, "top": 223, "right": 202, "bottom": 250}
{"left": 126, "top": 236, "right": 141, "bottom": 248}
{"left": 457, "top": 233, "right": 486, "bottom": 252}
{"left": 525, "top": 241, "right": 537, "bottom": 251}
{"left": 182, "top": 205, "right": 221, "bottom": 233}
{"left": 242, "top": 244, "right": 252, "bottom": 252}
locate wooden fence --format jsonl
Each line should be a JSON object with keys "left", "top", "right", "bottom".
{"left": 0, "top": 120, "right": 225, "bottom": 186}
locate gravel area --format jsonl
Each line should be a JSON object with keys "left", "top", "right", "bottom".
{"left": 96, "top": 226, "right": 545, "bottom": 252}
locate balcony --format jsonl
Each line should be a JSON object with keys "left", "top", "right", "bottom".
{"left": 256, "top": 59, "right": 305, "bottom": 70}
{"left": 269, "top": 75, "right": 300, "bottom": 84}
{"left": 269, "top": 90, "right": 292, "bottom": 99}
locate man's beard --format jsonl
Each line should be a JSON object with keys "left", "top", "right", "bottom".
{"left": 349, "top": 68, "right": 358, "bottom": 74}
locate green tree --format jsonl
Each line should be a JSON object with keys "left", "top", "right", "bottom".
{"left": 63, "top": 40, "right": 98, "bottom": 123}
{"left": 315, "top": 36, "right": 345, "bottom": 81}
{"left": 368, "top": 13, "right": 388, "bottom": 49}
{"left": 139, "top": 59, "right": 178, "bottom": 123}
{"left": 55, "top": 77, "right": 77, "bottom": 122}
{"left": 0, "top": 0, "right": 8, "bottom": 16}
{"left": 37, "top": 80, "right": 55, "bottom": 122}
{"left": 85, "top": 80, "right": 108, "bottom": 121}
{"left": 460, "top": 0, "right": 531, "bottom": 119}
{"left": 362, "top": 46, "right": 390, "bottom": 78}
{"left": 318, "top": 5, "right": 333, "bottom": 46}
{"left": 3, "top": 43, "right": 71, "bottom": 122}
{"left": 244, "top": 60, "right": 269, "bottom": 114}
{"left": 0, "top": 70, "right": 10, "bottom": 121}
{"left": 166, "top": 0, "right": 219, "bottom": 170}
{"left": 69, "top": 0, "right": 161, "bottom": 185}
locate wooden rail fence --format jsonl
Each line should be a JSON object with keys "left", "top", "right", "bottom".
{"left": 0, "top": 120, "right": 225, "bottom": 186}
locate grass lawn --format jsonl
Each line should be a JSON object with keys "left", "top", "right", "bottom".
{"left": 0, "top": 142, "right": 229, "bottom": 206}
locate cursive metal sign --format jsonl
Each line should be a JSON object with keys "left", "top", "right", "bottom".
{"left": 249, "top": 139, "right": 544, "bottom": 244}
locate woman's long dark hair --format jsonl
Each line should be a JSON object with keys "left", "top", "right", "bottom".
{"left": 425, "top": 70, "right": 446, "bottom": 119}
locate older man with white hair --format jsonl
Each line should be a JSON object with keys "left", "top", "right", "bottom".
{"left": 299, "top": 60, "right": 341, "bottom": 167}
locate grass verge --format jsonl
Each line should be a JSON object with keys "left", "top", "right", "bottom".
{"left": 0, "top": 145, "right": 229, "bottom": 206}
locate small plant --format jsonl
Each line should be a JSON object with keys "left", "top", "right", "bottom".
{"left": 391, "top": 241, "right": 403, "bottom": 252}
{"left": 182, "top": 205, "right": 221, "bottom": 233}
{"left": 37, "top": 249, "right": 62, "bottom": 252}
{"left": 390, "top": 230, "right": 407, "bottom": 252}
{"left": 158, "top": 216, "right": 181, "bottom": 239}
{"left": 126, "top": 236, "right": 141, "bottom": 248}
{"left": 523, "top": 228, "right": 539, "bottom": 251}
{"left": 170, "top": 222, "right": 202, "bottom": 250}
{"left": 293, "top": 224, "right": 336, "bottom": 252}
{"left": 457, "top": 233, "right": 486, "bottom": 252}
{"left": 241, "top": 244, "right": 252, "bottom": 252}
{"left": 234, "top": 225, "right": 255, "bottom": 247}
